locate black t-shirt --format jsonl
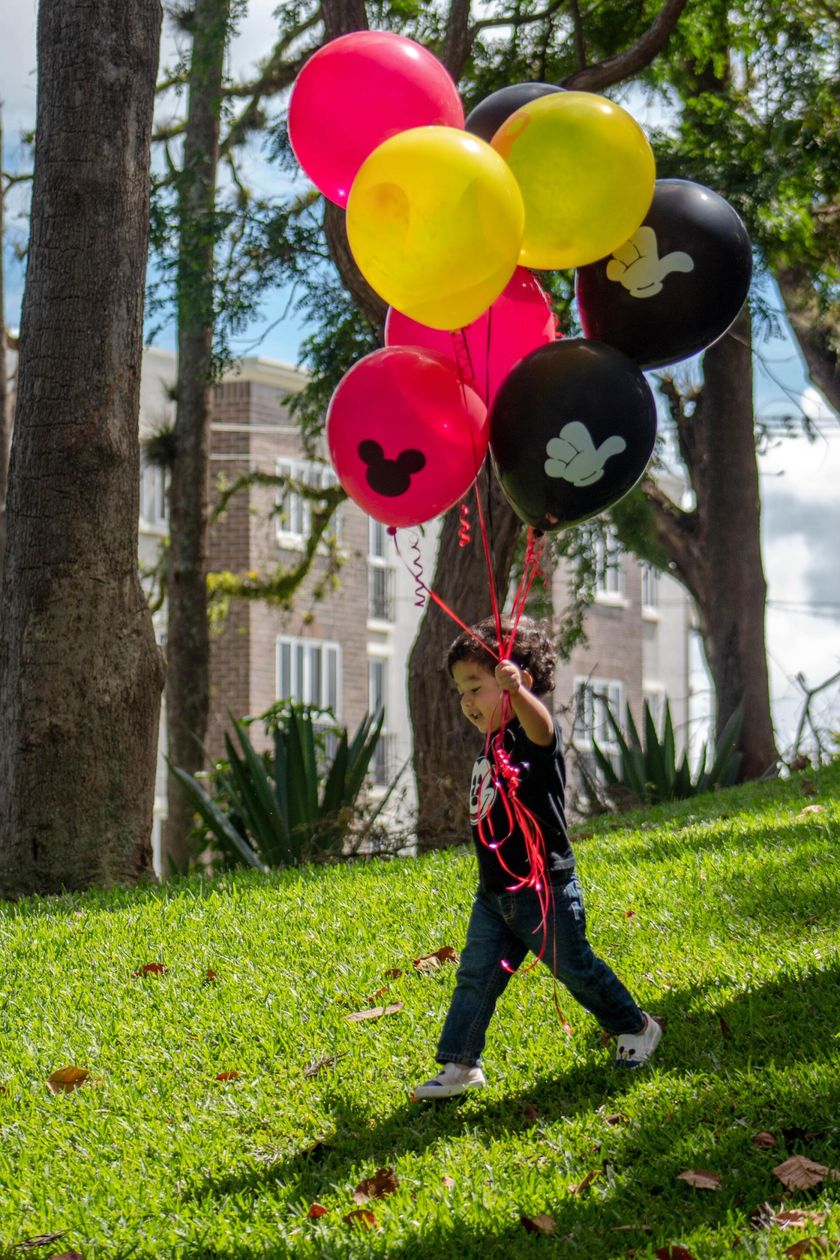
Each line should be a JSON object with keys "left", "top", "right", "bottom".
{"left": 469, "top": 717, "right": 574, "bottom": 893}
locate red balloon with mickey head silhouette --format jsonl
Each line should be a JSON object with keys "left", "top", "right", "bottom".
{"left": 326, "top": 346, "right": 489, "bottom": 528}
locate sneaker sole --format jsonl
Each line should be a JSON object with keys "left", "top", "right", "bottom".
{"left": 411, "top": 1080, "right": 486, "bottom": 1101}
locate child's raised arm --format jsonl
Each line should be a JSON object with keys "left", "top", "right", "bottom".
{"left": 495, "top": 659, "right": 554, "bottom": 747}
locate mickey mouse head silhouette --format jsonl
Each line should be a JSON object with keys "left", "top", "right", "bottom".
{"left": 358, "top": 440, "right": 426, "bottom": 497}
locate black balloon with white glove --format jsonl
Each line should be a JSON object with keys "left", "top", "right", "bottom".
{"left": 489, "top": 339, "right": 657, "bottom": 532}
{"left": 575, "top": 178, "right": 753, "bottom": 369}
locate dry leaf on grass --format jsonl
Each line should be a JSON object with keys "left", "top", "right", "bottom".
{"left": 753, "top": 1131, "right": 777, "bottom": 1149}
{"left": 13, "top": 1234, "right": 68, "bottom": 1250}
{"left": 719, "top": 1015, "right": 733, "bottom": 1039}
{"left": 345, "top": 1002, "right": 404, "bottom": 1023}
{"left": 215, "top": 1071, "right": 239, "bottom": 1082}
{"left": 205, "top": 969, "right": 218, "bottom": 983}
{"left": 604, "top": 1112, "right": 626, "bottom": 1125}
{"left": 47, "top": 1253, "right": 83, "bottom": 1259}
{"left": 784, "top": 1240, "right": 835, "bottom": 1259}
{"left": 132, "top": 962, "right": 166, "bottom": 976}
{"left": 442, "top": 1175, "right": 455, "bottom": 1190}
{"left": 774, "top": 1155, "right": 839, "bottom": 1191}
{"left": 306, "top": 1203, "right": 328, "bottom": 1219}
{"left": 383, "top": 967, "right": 403, "bottom": 980}
{"left": 523, "top": 1103, "right": 540, "bottom": 1126}
{"left": 655, "top": 1247, "right": 698, "bottom": 1260}
{"left": 413, "top": 946, "right": 459, "bottom": 971}
{"left": 46, "top": 1067, "right": 89, "bottom": 1095}
{"left": 366, "top": 986, "right": 390, "bottom": 1003}
{"left": 798, "top": 805, "right": 824, "bottom": 818}
{"left": 800, "top": 779, "right": 818, "bottom": 796}
{"left": 342, "top": 1209, "right": 377, "bottom": 1230}
{"left": 677, "top": 1169, "right": 722, "bottom": 1191}
{"left": 776, "top": 1210, "right": 829, "bottom": 1228}
{"left": 611, "top": 1224, "right": 652, "bottom": 1233}
{"left": 303, "top": 1054, "right": 343, "bottom": 1079}
{"left": 569, "top": 1169, "right": 601, "bottom": 1194}
{"left": 520, "top": 1214, "right": 556, "bottom": 1235}
{"left": 353, "top": 1168, "right": 399, "bottom": 1203}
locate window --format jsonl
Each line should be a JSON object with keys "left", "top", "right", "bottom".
{"left": 275, "top": 459, "right": 339, "bottom": 546}
{"left": 573, "top": 676, "right": 625, "bottom": 768}
{"left": 140, "top": 464, "right": 168, "bottom": 529}
{"left": 641, "top": 563, "right": 660, "bottom": 612}
{"left": 592, "top": 528, "right": 624, "bottom": 599}
{"left": 368, "top": 517, "right": 396, "bottom": 622}
{"left": 368, "top": 657, "right": 394, "bottom": 788}
{"left": 642, "top": 686, "right": 666, "bottom": 731}
{"left": 276, "top": 636, "right": 340, "bottom": 715}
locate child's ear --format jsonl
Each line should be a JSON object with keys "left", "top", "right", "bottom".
{"left": 521, "top": 668, "right": 534, "bottom": 690}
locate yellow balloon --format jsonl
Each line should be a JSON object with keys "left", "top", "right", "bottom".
{"left": 491, "top": 91, "right": 656, "bottom": 270}
{"left": 346, "top": 126, "right": 525, "bottom": 331}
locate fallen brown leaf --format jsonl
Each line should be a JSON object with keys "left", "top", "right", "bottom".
{"left": 800, "top": 779, "right": 817, "bottom": 796}
{"left": 205, "top": 969, "right": 218, "bottom": 983}
{"left": 604, "top": 1112, "right": 626, "bottom": 1125}
{"left": 306, "top": 1203, "right": 328, "bottom": 1219}
{"left": 798, "top": 805, "right": 824, "bottom": 818}
{"left": 655, "top": 1248, "right": 698, "bottom": 1260}
{"left": 677, "top": 1169, "right": 722, "bottom": 1191}
{"left": 776, "top": 1210, "right": 828, "bottom": 1229}
{"left": 303, "top": 1054, "right": 343, "bottom": 1079}
{"left": 46, "top": 1254, "right": 83, "bottom": 1259}
{"left": 442, "top": 1175, "right": 455, "bottom": 1190}
{"left": 520, "top": 1214, "right": 556, "bottom": 1235}
{"left": 132, "top": 962, "right": 166, "bottom": 976}
{"left": 46, "top": 1067, "right": 89, "bottom": 1095}
{"left": 784, "top": 1240, "right": 834, "bottom": 1259}
{"left": 523, "top": 1103, "right": 540, "bottom": 1126}
{"left": 366, "top": 986, "right": 390, "bottom": 1002}
{"left": 569, "top": 1169, "right": 601, "bottom": 1194}
{"left": 413, "top": 946, "right": 459, "bottom": 971}
{"left": 774, "top": 1155, "right": 838, "bottom": 1191}
{"left": 610, "top": 1224, "right": 652, "bottom": 1232}
{"left": 353, "top": 1167, "right": 399, "bottom": 1203}
{"left": 719, "top": 1015, "right": 733, "bottom": 1039}
{"left": 215, "top": 1071, "right": 239, "bottom": 1082}
{"left": 753, "top": 1131, "right": 777, "bottom": 1149}
{"left": 342, "top": 1209, "right": 377, "bottom": 1230}
{"left": 383, "top": 967, "right": 403, "bottom": 980}
{"left": 345, "top": 1002, "right": 404, "bottom": 1022}
{"left": 13, "top": 1234, "right": 68, "bottom": 1250}
{"left": 625, "top": 910, "right": 636, "bottom": 918}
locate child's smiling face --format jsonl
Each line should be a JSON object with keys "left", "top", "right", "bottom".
{"left": 451, "top": 659, "right": 503, "bottom": 735}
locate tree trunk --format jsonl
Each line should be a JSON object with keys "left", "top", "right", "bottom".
{"left": 0, "top": 0, "right": 165, "bottom": 899}
{"left": 0, "top": 111, "right": 10, "bottom": 588}
{"left": 693, "top": 309, "right": 778, "bottom": 776}
{"left": 163, "top": 0, "right": 232, "bottom": 875}
{"left": 775, "top": 267, "right": 840, "bottom": 418}
{"left": 409, "top": 463, "right": 522, "bottom": 850}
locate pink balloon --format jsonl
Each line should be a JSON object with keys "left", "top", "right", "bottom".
{"left": 384, "top": 267, "right": 557, "bottom": 404}
{"left": 326, "top": 347, "right": 488, "bottom": 528}
{"left": 288, "top": 31, "right": 465, "bottom": 207}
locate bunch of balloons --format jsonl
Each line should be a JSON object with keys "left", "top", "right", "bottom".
{"left": 288, "top": 33, "right": 752, "bottom": 533}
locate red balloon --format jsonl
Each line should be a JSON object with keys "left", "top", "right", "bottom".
{"left": 384, "top": 268, "right": 557, "bottom": 405}
{"left": 288, "top": 32, "right": 465, "bottom": 207}
{"left": 326, "top": 348, "right": 488, "bottom": 528}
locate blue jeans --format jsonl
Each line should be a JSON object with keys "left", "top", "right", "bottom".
{"left": 437, "top": 874, "right": 643, "bottom": 1067}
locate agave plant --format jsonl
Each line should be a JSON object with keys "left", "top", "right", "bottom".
{"left": 589, "top": 698, "right": 743, "bottom": 805}
{"left": 170, "top": 705, "right": 396, "bottom": 870}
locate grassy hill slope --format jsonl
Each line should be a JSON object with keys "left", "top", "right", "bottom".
{"left": 0, "top": 763, "right": 838, "bottom": 1258}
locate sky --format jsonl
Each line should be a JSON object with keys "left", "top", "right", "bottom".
{"left": 2, "top": 0, "right": 839, "bottom": 757}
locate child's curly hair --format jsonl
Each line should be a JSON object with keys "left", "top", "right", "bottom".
{"left": 446, "top": 615, "right": 555, "bottom": 696}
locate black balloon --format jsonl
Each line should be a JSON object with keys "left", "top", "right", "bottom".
{"left": 576, "top": 179, "right": 753, "bottom": 370}
{"left": 489, "top": 340, "right": 657, "bottom": 532}
{"left": 465, "top": 82, "right": 564, "bottom": 143}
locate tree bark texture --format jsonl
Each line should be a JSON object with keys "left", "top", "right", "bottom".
{"left": 0, "top": 0, "right": 165, "bottom": 899}
{"left": 0, "top": 111, "right": 10, "bottom": 589}
{"left": 776, "top": 267, "right": 840, "bottom": 418}
{"left": 163, "top": 0, "right": 231, "bottom": 874}
{"left": 408, "top": 463, "right": 522, "bottom": 851}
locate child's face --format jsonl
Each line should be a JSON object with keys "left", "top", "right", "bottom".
{"left": 451, "top": 659, "right": 504, "bottom": 735}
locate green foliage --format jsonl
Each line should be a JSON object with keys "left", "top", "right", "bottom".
{"left": 169, "top": 704, "right": 390, "bottom": 870}
{"left": 1, "top": 764, "right": 839, "bottom": 1257}
{"left": 590, "top": 698, "right": 743, "bottom": 805}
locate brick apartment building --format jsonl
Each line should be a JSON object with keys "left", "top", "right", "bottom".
{"left": 140, "top": 348, "right": 695, "bottom": 864}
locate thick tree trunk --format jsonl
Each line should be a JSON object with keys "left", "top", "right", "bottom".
{"left": 0, "top": 0, "right": 165, "bottom": 899}
{"left": 0, "top": 111, "right": 9, "bottom": 588}
{"left": 163, "top": 0, "right": 231, "bottom": 875}
{"left": 409, "top": 463, "right": 522, "bottom": 850}
{"left": 775, "top": 267, "right": 840, "bottom": 418}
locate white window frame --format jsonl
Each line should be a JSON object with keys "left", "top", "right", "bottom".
{"left": 276, "top": 635, "right": 341, "bottom": 717}
{"left": 573, "top": 675, "right": 625, "bottom": 767}
{"left": 275, "top": 458, "right": 340, "bottom": 549}
{"left": 140, "top": 464, "right": 169, "bottom": 532}
{"left": 641, "top": 562, "right": 660, "bottom": 619}
{"left": 592, "top": 528, "right": 627, "bottom": 605}
{"left": 368, "top": 517, "right": 396, "bottom": 625}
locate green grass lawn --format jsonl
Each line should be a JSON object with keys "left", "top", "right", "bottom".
{"left": 1, "top": 763, "right": 838, "bottom": 1259}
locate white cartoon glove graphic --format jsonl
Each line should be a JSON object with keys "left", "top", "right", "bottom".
{"left": 544, "top": 421, "right": 626, "bottom": 487}
{"left": 606, "top": 225, "right": 694, "bottom": 299}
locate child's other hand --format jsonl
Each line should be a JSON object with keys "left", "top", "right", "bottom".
{"left": 495, "top": 659, "right": 523, "bottom": 693}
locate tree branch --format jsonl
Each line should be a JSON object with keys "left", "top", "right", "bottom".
{"left": 641, "top": 473, "right": 702, "bottom": 601}
{"left": 776, "top": 266, "right": 840, "bottom": 417}
{"left": 562, "top": 0, "right": 690, "bottom": 91}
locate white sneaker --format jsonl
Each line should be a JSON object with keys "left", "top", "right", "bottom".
{"left": 412, "top": 1062, "right": 487, "bottom": 1099}
{"left": 615, "top": 1013, "right": 663, "bottom": 1068}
